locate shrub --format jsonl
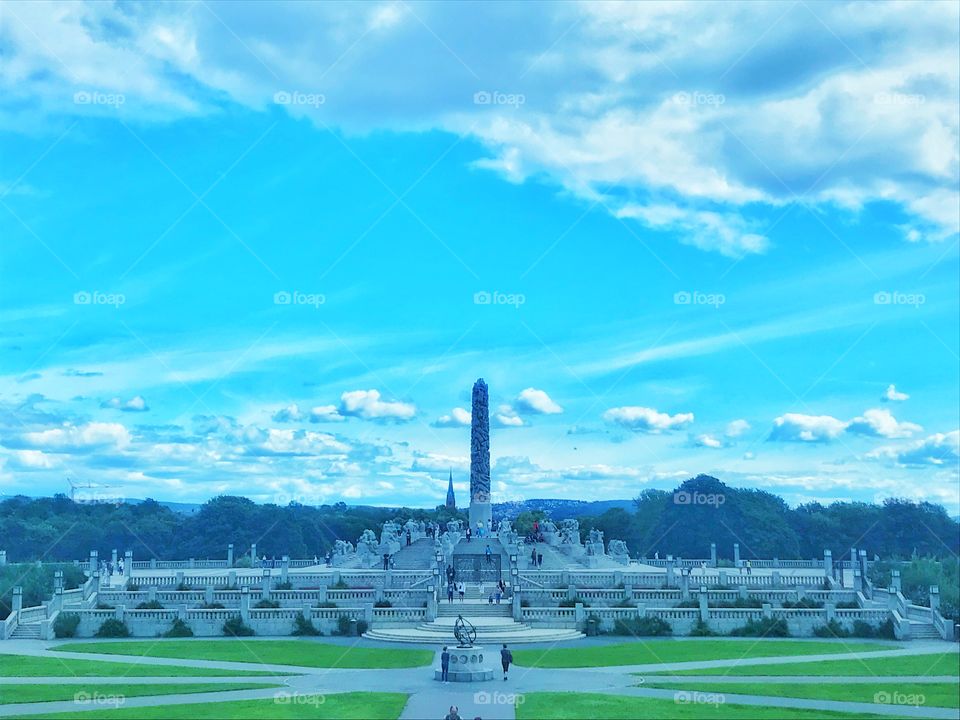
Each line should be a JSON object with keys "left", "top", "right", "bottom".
{"left": 559, "top": 597, "right": 590, "bottom": 608}
{"left": 520, "top": 599, "right": 530, "bottom": 608}
{"left": 782, "top": 598, "right": 824, "bottom": 609}
{"left": 713, "top": 598, "right": 763, "bottom": 609}
{"left": 612, "top": 616, "right": 672, "bottom": 636}
{"left": 689, "top": 619, "right": 717, "bottom": 637}
{"left": 317, "top": 601, "right": 337, "bottom": 608}
{"left": 335, "top": 615, "right": 354, "bottom": 636}
{"left": 275, "top": 581, "right": 293, "bottom": 591}
{"left": 852, "top": 619, "right": 897, "bottom": 639}
{"left": 813, "top": 619, "right": 850, "bottom": 638}
{"left": 198, "top": 602, "right": 225, "bottom": 609}
{"left": 835, "top": 600, "right": 859, "bottom": 609}
{"left": 95, "top": 602, "right": 114, "bottom": 610}
{"left": 730, "top": 617, "right": 789, "bottom": 637}
{"left": 125, "top": 581, "right": 140, "bottom": 591}
{"left": 53, "top": 612, "right": 80, "bottom": 638}
{"left": 292, "top": 612, "right": 320, "bottom": 636}
{"left": 613, "top": 598, "right": 636, "bottom": 608}
{"left": 163, "top": 619, "right": 194, "bottom": 638}
{"left": 175, "top": 583, "right": 191, "bottom": 591}
{"left": 332, "top": 579, "right": 349, "bottom": 589}
{"left": 357, "top": 619, "right": 369, "bottom": 634}
{"left": 233, "top": 556, "right": 252, "bottom": 568}
{"left": 674, "top": 599, "right": 699, "bottom": 608}
{"left": 254, "top": 599, "right": 280, "bottom": 609}
{"left": 136, "top": 600, "right": 164, "bottom": 610}
{"left": 95, "top": 619, "right": 130, "bottom": 638}
{"left": 373, "top": 600, "right": 392, "bottom": 608}
{"left": 223, "top": 616, "right": 254, "bottom": 637}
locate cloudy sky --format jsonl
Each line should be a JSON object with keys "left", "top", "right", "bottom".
{"left": 0, "top": 1, "right": 957, "bottom": 511}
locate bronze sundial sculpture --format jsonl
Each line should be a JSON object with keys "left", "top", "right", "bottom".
{"left": 453, "top": 614, "right": 476, "bottom": 647}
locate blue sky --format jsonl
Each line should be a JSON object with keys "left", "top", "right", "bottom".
{"left": 0, "top": 1, "right": 958, "bottom": 511}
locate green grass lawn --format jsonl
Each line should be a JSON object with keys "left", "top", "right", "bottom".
{"left": 53, "top": 640, "right": 433, "bottom": 669}
{"left": 21, "top": 691, "right": 407, "bottom": 719}
{"left": 0, "top": 682, "right": 280, "bottom": 705}
{"left": 512, "top": 640, "right": 893, "bottom": 668}
{"left": 657, "top": 651, "right": 960, "bottom": 677}
{"left": 516, "top": 692, "right": 890, "bottom": 719}
{"left": 645, "top": 681, "right": 959, "bottom": 709}
{"left": 0, "top": 655, "right": 280, "bottom": 678}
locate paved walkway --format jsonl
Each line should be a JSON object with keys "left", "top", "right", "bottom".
{"left": 0, "top": 640, "right": 956, "bottom": 719}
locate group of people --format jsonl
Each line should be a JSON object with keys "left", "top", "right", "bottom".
{"left": 446, "top": 581, "right": 467, "bottom": 603}
{"left": 98, "top": 559, "right": 124, "bottom": 576}
{"left": 464, "top": 520, "right": 489, "bottom": 543}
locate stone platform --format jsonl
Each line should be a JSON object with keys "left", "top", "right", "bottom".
{"left": 433, "top": 646, "right": 494, "bottom": 682}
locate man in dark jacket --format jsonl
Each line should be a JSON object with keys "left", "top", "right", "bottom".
{"left": 443, "top": 705, "right": 461, "bottom": 720}
{"left": 501, "top": 643, "right": 512, "bottom": 681}
{"left": 440, "top": 646, "right": 450, "bottom": 683}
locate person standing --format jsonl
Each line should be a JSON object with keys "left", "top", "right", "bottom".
{"left": 458, "top": 582, "right": 465, "bottom": 602}
{"left": 537, "top": 552, "right": 543, "bottom": 568}
{"left": 501, "top": 643, "right": 512, "bottom": 681}
{"left": 530, "top": 547, "right": 537, "bottom": 566}
{"left": 444, "top": 705, "right": 461, "bottom": 720}
{"left": 447, "top": 582, "right": 455, "bottom": 603}
{"left": 440, "top": 646, "right": 450, "bottom": 683}
{"left": 466, "top": 526, "right": 472, "bottom": 543}
{"left": 485, "top": 544, "right": 493, "bottom": 564}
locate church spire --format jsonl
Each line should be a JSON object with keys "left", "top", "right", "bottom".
{"left": 445, "top": 469, "right": 456, "bottom": 509}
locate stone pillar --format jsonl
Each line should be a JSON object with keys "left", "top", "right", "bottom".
{"left": 318, "top": 585, "right": 328, "bottom": 604}
{"left": 850, "top": 547, "right": 857, "bottom": 573}
{"left": 124, "top": 550, "right": 133, "bottom": 580}
{"left": 513, "top": 585, "right": 522, "bottom": 622}
{"left": 148, "top": 586, "right": 157, "bottom": 603}
{"left": 823, "top": 549, "right": 832, "bottom": 575}
{"left": 427, "top": 586, "right": 437, "bottom": 621}
{"left": 227, "top": 544, "right": 234, "bottom": 568}
{"left": 719, "top": 571, "right": 728, "bottom": 587}
{"left": 150, "top": 558, "right": 157, "bottom": 569}
{"left": 772, "top": 570, "right": 781, "bottom": 587}
{"left": 93, "top": 571, "right": 102, "bottom": 591}
{"left": 929, "top": 586, "right": 940, "bottom": 613}
{"left": 281, "top": 556, "right": 289, "bottom": 585}
{"left": 710, "top": 543, "right": 717, "bottom": 567}
{"left": 566, "top": 584, "right": 576, "bottom": 602}
{"left": 375, "top": 585, "right": 385, "bottom": 603}
{"left": 891, "top": 570, "right": 902, "bottom": 592}
{"left": 250, "top": 543, "right": 257, "bottom": 564}
{"left": 364, "top": 603, "right": 374, "bottom": 626}
{"left": 12, "top": 587, "right": 22, "bottom": 613}
{"left": 54, "top": 570, "right": 64, "bottom": 592}
{"left": 0, "top": 550, "right": 6, "bottom": 566}
{"left": 228, "top": 571, "right": 237, "bottom": 588}
{"left": 737, "top": 585, "right": 748, "bottom": 600}
{"left": 772, "top": 557, "right": 779, "bottom": 568}
{"left": 111, "top": 549, "right": 118, "bottom": 566}
{"left": 49, "top": 587, "right": 63, "bottom": 614}
{"left": 825, "top": 602, "right": 836, "bottom": 621}
{"left": 666, "top": 556, "right": 675, "bottom": 588}
{"left": 204, "top": 586, "right": 214, "bottom": 605}
{"left": 89, "top": 550, "right": 98, "bottom": 575}
{"left": 859, "top": 549, "right": 868, "bottom": 578}
{"left": 762, "top": 602, "right": 772, "bottom": 619}
{"left": 887, "top": 588, "right": 899, "bottom": 611}
{"left": 114, "top": 605, "right": 125, "bottom": 622}
{"left": 680, "top": 572, "right": 690, "bottom": 601}
{"left": 853, "top": 569, "right": 863, "bottom": 593}
{"left": 623, "top": 584, "right": 633, "bottom": 604}
{"left": 698, "top": 586, "right": 708, "bottom": 621}
{"left": 188, "top": 558, "right": 195, "bottom": 569}
{"left": 240, "top": 587, "right": 250, "bottom": 622}
{"left": 178, "top": 604, "right": 187, "bottom": 621}
{"left": 733, "top": 543, "right": 740, "bottom": 567}
{"left": 574, "top": 602, "right": 586, "bottom": 625}
{"left": 261, "top": 570, "right": 271, "bottom": 600}
{"left": 175, "top": 571, "right": 185, "bottom": 587}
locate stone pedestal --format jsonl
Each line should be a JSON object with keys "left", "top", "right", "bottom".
{"left": 435, "top": 646, "right": 494, "bottom": 682}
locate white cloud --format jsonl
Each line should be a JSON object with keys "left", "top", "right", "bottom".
{"left": 870, "top": 430, "right": 959, "bottom": 467}
{"left": 514, "top": 387, "right": 563, "bottom": 415}
{"left": 101, "top": 395, "right": 149, "bottom": 412}
{"left": 768, "top": 413, "right": 847, "bottom": 443}
{"left": 493, "top": 407, "right": 525, "bottom": 428}
{"left": 410, "top": 451, "right": 468, "bottom": 473}
{"left": 693, "top": 433, "right": 723, "bottom": 449}
{"left": 725, "top": 419, "right": 750, "bottom": 438}
{"left": 847, "top": 408, "right": 922, "bottom": 439}
{"left": 338, "top": 389, "right": 415, "bottom": 422}
{"left": 20, "top": 422, "right": 131, "bottom": 452}
{"left": 309, "top": 404, "right": 346, "bottom": 423}
{"left": 603, "top": 406, "right": 694, "bottom": 433}
{"left": 882, "top": 384, "right": 909, "bottom": 402}
{"left": 272, "top": 403, "right": 302, "bottom": 422}
{"left": 433, "top": 407, "right": 471, "bottom": 428}
{"left": 6, "top": 449, "right": 58, "bottom": 469}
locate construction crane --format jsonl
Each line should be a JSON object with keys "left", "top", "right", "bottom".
{"left": 66, "top": 477, "right": 120, "bottom": 504}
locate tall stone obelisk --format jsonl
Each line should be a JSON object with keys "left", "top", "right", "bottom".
{"left": 469, "top": 378, "right": 492, "bottom": 532}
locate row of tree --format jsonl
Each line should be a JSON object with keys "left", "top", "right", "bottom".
{"left": 0, "top": 475, "right": 956, "bottom": 564}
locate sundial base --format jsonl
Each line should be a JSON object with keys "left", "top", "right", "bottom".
{"left": 434, "top": 645, "right": 494, "bottom": 682}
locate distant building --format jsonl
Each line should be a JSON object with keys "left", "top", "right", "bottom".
{"left": 446, "top": 470, "right": 456, "bottom": 509}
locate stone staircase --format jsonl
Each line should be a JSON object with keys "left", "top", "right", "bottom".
{"left": 10, "top": 622, "right": 41, "bottom": 640}
{"left": 906, "top": 619, "right": 942, "bottom": 640}
{"left": 365, "top": 615, "right": 584, "bottom": 644}
{"left": 390, "top": 538, "right": 437, "bottom": 570}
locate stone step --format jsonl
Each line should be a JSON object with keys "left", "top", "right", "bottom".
{"left": 11, "top": 623, "right": 41, "bottom": 639}
{"left": 416, "top": 622, "right": 533, "bottom": 633}
{"left": 364, "top": 627, "right": 584, "bottom": 644}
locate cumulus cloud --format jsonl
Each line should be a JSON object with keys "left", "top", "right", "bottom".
{"left": 514, "top": 388, "right": 563, "bottom": 415}
{"left": 602, "top": 406, "right": 694, "bottom": 433}
{"left": 768, "top": 413, "right": 847, "bottom": 443}
{"left": 882, "top": 384, "right": 910, "bottom": 402}
{"left": 101, "top": 395, "right": 149, "bottom": 412}
{"left": 870, "top": 430, "right": 959, "bottom": 467}
{"left": 847, "top": 408, "right": 922, "bottom": 439}
{"left": 19, "top": 422, "right": 131, "bottom": 452}
{"left": 410, "top": 451, "right": 468, "bottom": 473}
{"left": 432, "top": 407, "right": 471, "bottom": 428}
{"left": 309, "top": 405, "right": 346, "bottom": 423}
{"left": 693, "top": 433, "right": 723, "bottom": 449}
{"left": 272, "top": 403, "right": 302, "bottom": 422}
{"left": 725, "top": 419, "right": 751, "bottom": 437}
{"left": 492, "top": 404, "right": 524, "bottom": 428}
{"left": 338, "top": 390, "right": 415, "bottom": 422}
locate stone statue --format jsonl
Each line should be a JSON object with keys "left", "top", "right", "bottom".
{"left": 588, "top": 528, "right": 604, "bottom": 545}
{"left": 357, "top": 529, "right": 378, "bottom": 554}
{"left": 608, "top": 539, "right": 629, "bottom": 557}
{"left": 454, "top": 614, "right": 477, "bottom": 648}
{"left": 559, "top": 518, "right": 581, "bottom": 545}
{"left": 541, "top": 519, "right": 557, "bottom": 534}
{"left": 334, "top": 539, "right": 354, "bottom": 556}
{"left": 446, "top": 519, "right": 462, "bottom": 534}
{"left": 381, "top": 520, "right": 401, "bottom": 543}
{"left": 403, "top": 519, "right": 419, "bottom": 537}
{"left": 470, "top": 380, "right": 491, "bottom": 500}
{"left": 497, "top": 519, "right": 512, "bottom": 535}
